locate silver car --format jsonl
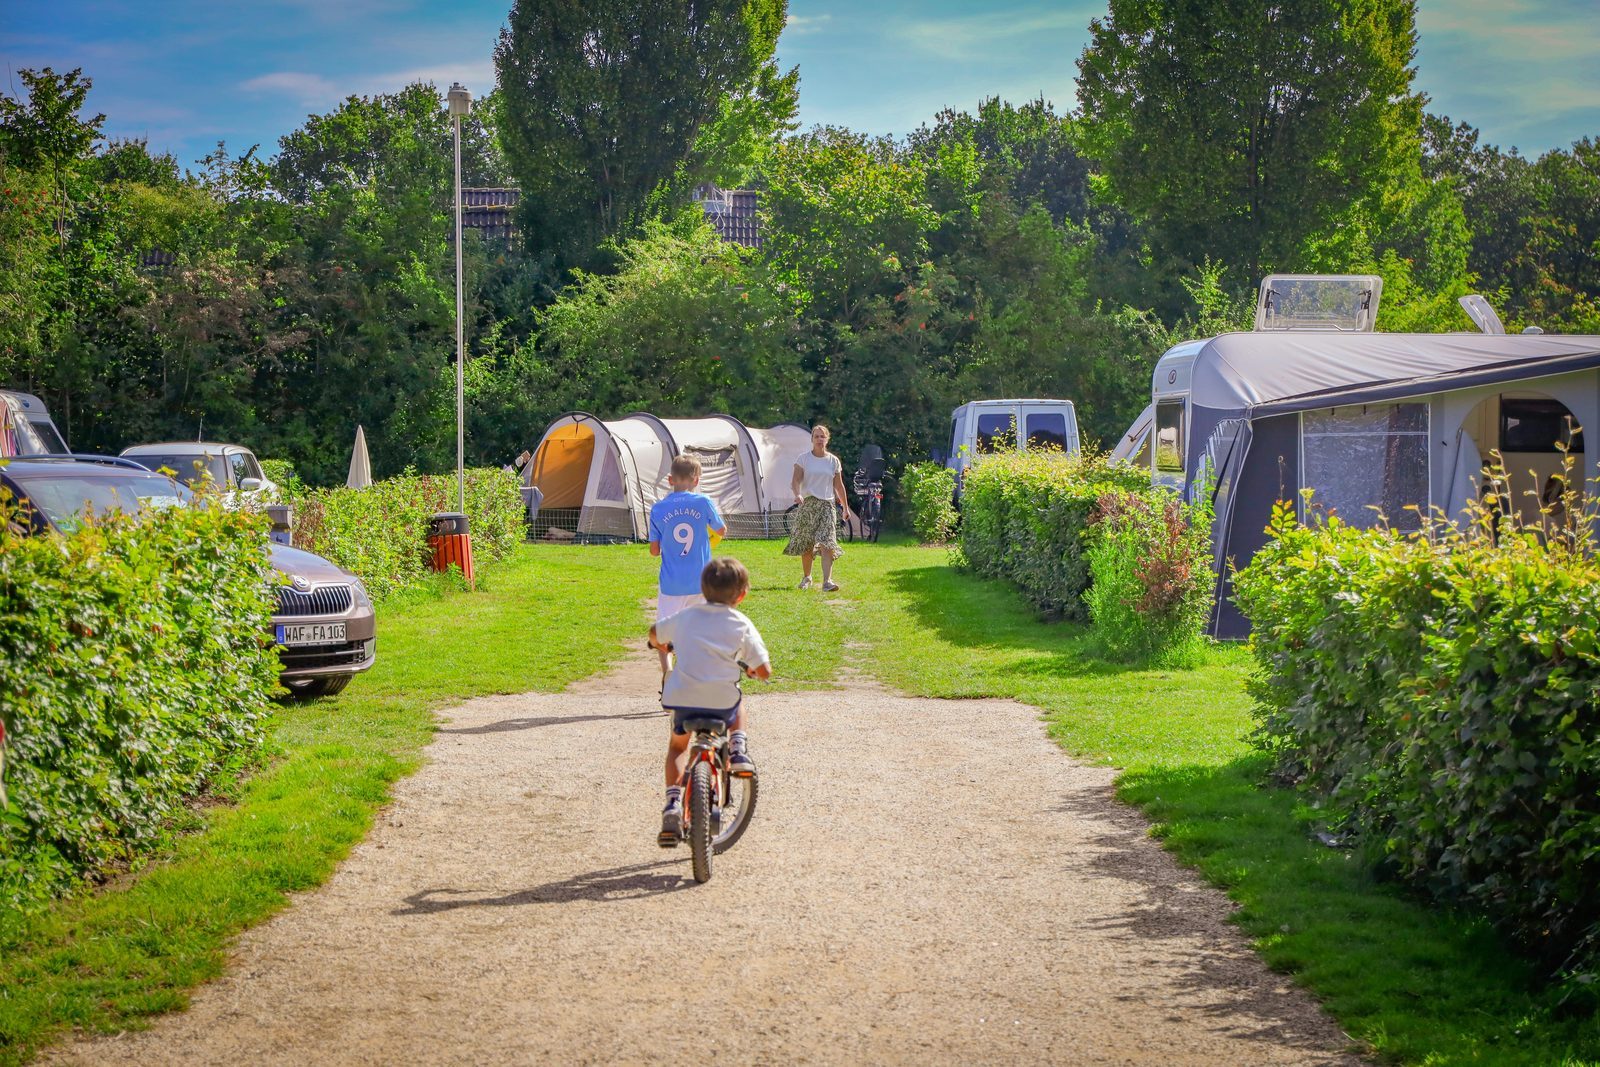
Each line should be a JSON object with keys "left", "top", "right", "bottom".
{"left": 0, "top": 457, "right": 375, "bottom": 701}
{"left": 120, "top": 441, "right": 280, "bottom": 506}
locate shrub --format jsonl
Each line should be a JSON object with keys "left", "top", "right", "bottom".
{"left": 1235, "top": 499, "right": 1600, "bottom": 980}
{"left": 900, "top": 462, "right": 958, "bottom": 542}
{"left": 258, "top": 458, "right": 299, "bottom": 491}
{"left": 958, "top": 451, "right": 1148, "bottom": 620}
{"left": 286, "top": 468, "right": 524, "bottom": 600}
{"left": 1084, "top": 489, "right": 1213, "bottom": 665}
{"left": 0, "top": 500, "right": 278, "bottom": 910}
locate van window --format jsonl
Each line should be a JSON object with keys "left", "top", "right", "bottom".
{"left": 975, "top": 413, "right": 1014, "bottom": 454}
{"left": 949, "top": 418, "right": 958, "bottom": 458}
{"left": 1025, "top": 412, "right": 1068, "bottom": 452}
{"left": 228, "top": 452, "right": 252, "bottom": 485}
{"left": 1154, "top": 401, "right": 1184, "bottom": 472}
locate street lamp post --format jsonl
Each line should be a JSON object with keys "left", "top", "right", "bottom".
{"left": 447, "top": 82, "right": 471, "bottom": 515}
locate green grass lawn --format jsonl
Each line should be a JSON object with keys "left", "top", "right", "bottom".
{"left": 3, "top": 536, "right": 1595, "bottom": 1065}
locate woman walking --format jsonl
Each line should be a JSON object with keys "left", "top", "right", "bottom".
{"left": 785, "top": 424, "right": 853, "bottom": 591}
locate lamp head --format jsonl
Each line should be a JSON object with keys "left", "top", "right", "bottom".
{"left": 447, "top": 83, "right": 472, "bottom": 119}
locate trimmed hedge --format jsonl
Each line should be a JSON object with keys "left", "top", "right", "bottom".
{"left": 0, "top": 501, "right": 278, "bottom": 910}
{"left": 286, "top": 468, "right": 524, "bottom": 600}
{"left": 1235, "top": 502, "right": 1600, "bottom": 979}
{"left": 958, "top": 451, "right": 1149, "bottom": 620}
{"left": 901, "top": 462, "right": 958, "bottom": 543}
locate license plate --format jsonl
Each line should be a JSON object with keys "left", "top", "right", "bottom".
{"left": 276, "top": 622, "right": 347, "bottom": 647}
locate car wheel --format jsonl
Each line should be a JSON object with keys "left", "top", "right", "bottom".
{"left": 281, "top": 674, "right": 352, "bottom": 700}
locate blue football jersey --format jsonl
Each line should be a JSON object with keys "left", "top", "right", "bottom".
{"left": 649, "top": 491, "right": 725, "bottom": 595}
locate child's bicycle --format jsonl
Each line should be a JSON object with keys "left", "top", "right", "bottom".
{"left": 669, "top": 714, "right": 758, "bottom": 882}
{"left": 658, "top": 659, "right": 762, "bottom": 884}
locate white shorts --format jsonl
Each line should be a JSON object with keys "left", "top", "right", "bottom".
{"left": 657, "top": 593, "right": 703, "bottom": 623}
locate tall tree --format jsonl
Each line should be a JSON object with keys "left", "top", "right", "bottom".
{"left": 1076, "top": 0, "right": 1423, "bottom": 283}
{"left": 494, "top": 0, "right": 792, "bottom": 263}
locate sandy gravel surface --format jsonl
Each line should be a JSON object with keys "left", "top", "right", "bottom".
{"left": 54, "top": 654, "right": 1358, "bottom": 1066}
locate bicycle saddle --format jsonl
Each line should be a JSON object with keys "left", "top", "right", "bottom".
{"left": 680, "top": 717, "right": 730, "bottom": 735}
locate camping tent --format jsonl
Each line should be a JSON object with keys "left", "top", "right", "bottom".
{"left": 1178, "top": 330, "right": 1600, "bottom": 636}
{"left": 524, "top": 413, "right": 812, "bottom": 541}
{"left": 747, "top": 423, "right": 811, "bottom": 517}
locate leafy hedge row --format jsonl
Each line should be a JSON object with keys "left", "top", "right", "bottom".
{"left": 284, "top": 468, "right": 524, "bottom": 600}
{"left": 958, "top": 451, "right": 1150, "bottom": 620}
{"left": 0, "top": 502, "right": 279, "bottom": 910}
{"left": 1235, "top": 503, "right": 1600, "bottom": 979}
{"left": 900, "top": 462, "right": 958, "bottom": 543}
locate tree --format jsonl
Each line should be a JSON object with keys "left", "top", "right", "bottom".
{"left": 0, "top": 67, "right": 105, "bottom": 245}
{"left": 1076, "top": 0, "right": 1424, "bottom": 283}
{"left": 494, "top": 0, "right": 792, "bottom": 263}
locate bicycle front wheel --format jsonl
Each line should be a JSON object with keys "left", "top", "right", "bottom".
{"left": 714, "top": 767, "right": 758, "bottom": 854}
{"left": 689, "top": 761, "right": 714, "bottom": 883}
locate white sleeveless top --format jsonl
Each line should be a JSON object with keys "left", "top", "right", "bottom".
{"left": 795, "top": 451, "right": 841, "bottom": 501}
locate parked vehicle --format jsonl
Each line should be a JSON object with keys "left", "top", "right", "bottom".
{"left": 0, "top": 457, "right": 374, "bottom": 699}
{"left": 1110, "top": 275, "right": 1600, "bottom": 637}
{"left": 120, "top": 441, "right": 279, "bottom": 505}
{"left": 1, "top": 390, "right": 69, "bottom": 457}
{"left": 944, "top": 399, "right": 1081, "bottom": 499}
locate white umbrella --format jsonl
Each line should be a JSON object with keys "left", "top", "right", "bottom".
{"left": 346, "top": 425, "right": 373, "bottom": 489}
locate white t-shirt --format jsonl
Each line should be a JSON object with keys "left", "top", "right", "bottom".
{"left": 657, "top": 603, "right": 771, "bottom": 710}
{"left": 795, "top": 450, "right": 841, "bottom": 501}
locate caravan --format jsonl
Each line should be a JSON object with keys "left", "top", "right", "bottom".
{"left": 1, "top": 390, "right": 69, "bottom": 457}
{"left": 1115, "top": 276, "right": 1600, "bottom": 636}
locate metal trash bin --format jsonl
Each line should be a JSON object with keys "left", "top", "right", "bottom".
{"left": 266, "top": 503, "right": 294, "bottom": 546}
{"left": 426, "top": 512, "right": 475, "bottom": 584}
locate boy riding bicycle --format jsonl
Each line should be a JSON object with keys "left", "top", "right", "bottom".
{"left": 647, "top": 557, "right": 770, "bottom": 847}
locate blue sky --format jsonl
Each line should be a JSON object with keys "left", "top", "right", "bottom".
{"left": 2, "top": 0, "right": 1597, "bottom": 171}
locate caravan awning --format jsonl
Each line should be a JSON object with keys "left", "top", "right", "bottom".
{"left": 1191, "top": 332, "right": 1600, "bottom": 418}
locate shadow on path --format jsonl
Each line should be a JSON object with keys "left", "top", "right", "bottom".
{"left": 437, "top": 710, "right": 660, "bottom": 735}
{"left": 393, "top": 860, "right": 690, "bottom": 914}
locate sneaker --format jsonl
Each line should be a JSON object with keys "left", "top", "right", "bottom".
{"left": 657, "top": 801, "right": 682, "bottom": 848}
{"left": 729, "top": 748, "right": 757, "bottom": 779}
{"left": 821, "top": 580, "right": 840, "bottom": 592}
{"left": 798, "top": 576, "right": 813, "bottom": 590}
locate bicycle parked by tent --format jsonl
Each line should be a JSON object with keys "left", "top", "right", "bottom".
{"left": 851, "top": 444, "right": 887, "bottom": 543}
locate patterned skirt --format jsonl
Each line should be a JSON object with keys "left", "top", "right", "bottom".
{"left": 783, "top": 496, "right": 844, "bottom": 560}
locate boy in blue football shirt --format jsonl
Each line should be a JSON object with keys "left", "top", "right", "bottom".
{"left": 649, "top": 455, "right": 728, "bottom": 682}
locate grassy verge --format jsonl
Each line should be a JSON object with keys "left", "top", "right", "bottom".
{"left": 0, "top": 544, "right": 656, "bottom": 1065}
{"left": 728, "top": 537, "right": 1600, "bottom": 1066}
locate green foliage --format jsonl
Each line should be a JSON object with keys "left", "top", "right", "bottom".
{"left": 257, "top": 458, "right": 297, "bottom": 489}
{"left": 0, "top": 498, "right": 278, "bottom": 910}
{"left": 286, "top": 467, "right": 524, "bottom": 600}
{"left": 1084, "top": 489, "right": 1213, "bottom": 666}
{"left": 899, "top": 462, "right": 958, "bottom": 543}
{"left": 1235, "top": 498, "right": 1600, "bottom": 983}
{"left": 1077, "top": 0, "right": 1424, "bottom": 281}
{"left": 957, "top": 451, "right": 1149, "bottom": 620}
{"left": 535, "top": 217, "right": 805, "bottom": 423}
{"left": 494, "top": 0, "right": 792, "bottom": 262}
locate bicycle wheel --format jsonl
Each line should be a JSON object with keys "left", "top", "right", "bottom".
{"left": 865, "top": 495, "right": 882, "bottom": 542}
{"left": 838, "top": 503, "right": 854, "bottom": 543}
{"left": 713, "top": 767, "right": 758, "bottom": 854}
{"left": 689, "top": 760, "right": 714, "bottom": 883}
{"left": 783, "top": 503, "right": 800, "bottom": 536}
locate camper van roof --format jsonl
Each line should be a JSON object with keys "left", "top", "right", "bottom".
{"left": 1189, "top": 330, "right": 1600, "bottom": 417}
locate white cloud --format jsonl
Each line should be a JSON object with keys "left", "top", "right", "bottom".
{"left": 898, "top": 7, "right": 1083, "bottom": 61}
{"left": 239, "top": 71, "right": 344, "bottom": 106}
{"left": 785, "top": 13, "right": 833, "bottom": 34}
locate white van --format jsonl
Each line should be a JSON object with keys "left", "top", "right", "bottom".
{"left": 946, "top": 399, "right": 1081, "bottom": 481}
{"left": 1, "top": 390, "right": 69, "bottom": 457}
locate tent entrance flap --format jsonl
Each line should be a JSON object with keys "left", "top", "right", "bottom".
{"left": 530, "top": 422, "right": 595, "bottom": 508}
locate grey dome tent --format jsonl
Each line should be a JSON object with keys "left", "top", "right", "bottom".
{"left": 1180, "top": 330, "right": 1600, "bottom": 636}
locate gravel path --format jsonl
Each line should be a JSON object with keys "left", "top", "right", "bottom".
{"left": 54, "top": 653, "right": 1358, "bottom": 1066}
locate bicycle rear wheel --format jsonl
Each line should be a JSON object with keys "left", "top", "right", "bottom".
{"left": 713, "top": 768, "right": 758, "bottom": 854}
{"left": 689, "top": 761, "right": 714, "bottom": 883}
{"left": 866, "top": 495, "right": 882, "bottom": 542}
